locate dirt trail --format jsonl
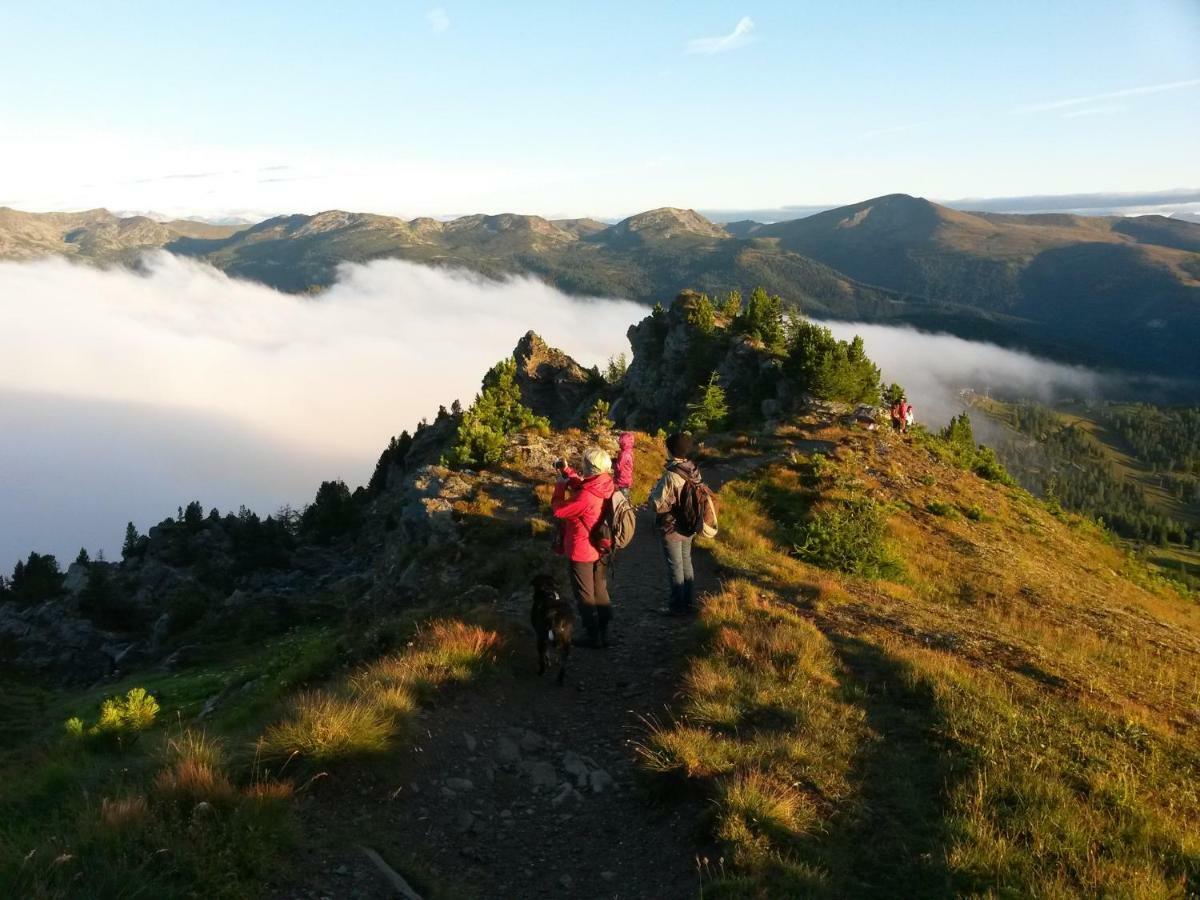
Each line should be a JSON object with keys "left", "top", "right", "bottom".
{"left": 272, "top": 457, "right": 761, "bottom": 900}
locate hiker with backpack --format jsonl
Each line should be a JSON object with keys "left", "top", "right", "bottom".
{"left": 551, "top": 446, "right": 617, "bottom": 647}
{"left": 615, "top": 431, "right": 635, "bottom": 501}
{"left": 649, "top": 432, "right": 718, "bottom": 616}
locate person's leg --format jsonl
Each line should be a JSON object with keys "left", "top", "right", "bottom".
{"left": 661, "top": 536, "right": 685, "bottom": 611}
{"left": 569, "top": 560, "right": 599, "bottom": 644}
{"left": 593, "top": 558, "right": 612, "bottom": 645}
{"left": 680, "top": 535, "right": 695, "bottom": 610}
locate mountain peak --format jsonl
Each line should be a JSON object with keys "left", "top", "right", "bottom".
{"left": 603, "top": 207, "right": 727, "bottom": 242}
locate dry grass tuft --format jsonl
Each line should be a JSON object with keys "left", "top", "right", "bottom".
{"left": 256, "top": 692, "right": 391, "bottom": 763}
{"left": 98, "top": 796, "right": 150, "bottom": 833}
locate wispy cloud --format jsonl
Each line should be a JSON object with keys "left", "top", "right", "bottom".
{"left": 1012, "top": 78, "right": 1200, "bottom": 114}
{"left": 426, "top": 7, "right": 450, "bottom": 33}
{"left": 686, "top": 16, "right": 755, "bottom": 55}
{"left": 1062, "top": 105, "right": 1123, "bottom": 119}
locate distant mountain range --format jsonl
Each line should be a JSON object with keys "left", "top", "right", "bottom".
{"left": 3, "top": 195, "right": 1199, "bottom": 380}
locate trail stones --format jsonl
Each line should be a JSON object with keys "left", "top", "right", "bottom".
{"left": 444, "top": 777, "right": 474, "bottom": 792}
{"left": 562, "top": 751, "right": 590, "bottom": 787}
{"left": 589, "top": 768, "right": 614, "bottom": 794}
{"left": 519, "top": 729, "right": 547, "bottom": 752}
{"left": 496, "top": 735, "right": 521, "bottom": 763}
{"left": 526, "top": 760, "right": 558, "bottom": 788}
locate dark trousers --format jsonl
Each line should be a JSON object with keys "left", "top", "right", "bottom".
{"left": 569, "top": 558, "right": 611, "bottom": 637}
{"left": 662, "top": 535, "right": 695, "bottom": 611}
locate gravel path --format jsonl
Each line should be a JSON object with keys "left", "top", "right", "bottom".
{"left": 271, "top": 458, "right": 759, "bottom": 900}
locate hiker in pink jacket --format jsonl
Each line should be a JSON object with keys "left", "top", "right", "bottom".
{"left": 614, "top": 432, "right": 635, "bottom": 500}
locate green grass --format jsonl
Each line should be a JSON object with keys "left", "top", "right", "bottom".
{"left": 640, "top": 430, "right": 1200, "bottom": 897}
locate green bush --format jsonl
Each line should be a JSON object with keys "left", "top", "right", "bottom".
{"left": 585, "top": 398, "right": 614, "bottom": 432}
{"left": 449, "top": 359, "right": 549, "bottom": 468}
{"left": 66, "top": 688, "right": 160, "bottom": 749}
{"left": 925, "top": 500, "right": 959, "bottom": 518}
{"left": 789, "top": 321, "right": 881, "bottom": 405}
{"left": 791, "top": 497, "right": 897, "bottom": 578}
{"left": 733, "top": 287, "right": 786, "bottom": 353}
{"left": 684, "top": 373, "right": 729, "bottom": 434}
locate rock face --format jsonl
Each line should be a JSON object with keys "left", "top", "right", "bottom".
{"left": 512, "top": 331, "right": 601, "bottom": 429}
{"left": 0, "top": 598, "right": 122, "bottom": 683}
{"left": 618, "top": 290, "right": 795, "bottom": 428}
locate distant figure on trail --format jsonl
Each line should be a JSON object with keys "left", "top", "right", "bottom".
{"left": 649, "top": 432, "right": 704, "bottom": 616}
{"left": 551, "top": 447, "right": 615, "bottom": 648}
{"left": 905, "top": 404, "right": 915, "bottom": 430}
{"left": 891, "top": 397, "right": 912, "bottom": 434}
{"left": 615, "top": 431, "right": 635, "bottom": 500}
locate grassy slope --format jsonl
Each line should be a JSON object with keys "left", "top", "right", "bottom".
{"left": 973, "top": 396, "right": 1200, "bottom": 585}
{"left": 641, "top": 420, "right": 1200, "bottom": 897}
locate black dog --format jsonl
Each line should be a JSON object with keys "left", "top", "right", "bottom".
{"left": 531, "top": 574, "right": 573, "bottom": 685}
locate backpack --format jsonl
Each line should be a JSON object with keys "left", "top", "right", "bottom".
{"left": 675, "top": 475, "right": 719, "bottom": 539}
{"left": 590, "top": 491, "right": 637, "bottom": 558}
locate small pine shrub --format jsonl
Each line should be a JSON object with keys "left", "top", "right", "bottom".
{"left": 66, "top": 688, "right": 160, "bottom": 748}
{"left": 449, "top": 359, "right": 549, "bottom": 468}
{"left": 925, "top": 500, "right": 959, "bottom": 518}
{"left": 684, "top": 373, "right": 729, "bottom": 433}
{"left": 792, "top": 497, "right": 897, "bottom": 578}
{"left": 585, "top": 398, "right": 614, "bottom": 433}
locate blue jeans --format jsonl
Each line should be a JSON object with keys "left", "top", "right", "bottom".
{"left": 661, "top": 535, "right": 695, "bottom": 611}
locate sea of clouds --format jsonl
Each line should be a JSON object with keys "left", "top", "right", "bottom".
{"left": 0, "top": 254, "right": 644, "bottom": 564}
{"left": 0, "top": 253, "right": 1118, "bottom": 566}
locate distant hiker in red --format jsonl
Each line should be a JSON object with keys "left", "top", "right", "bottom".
{"left": 615, "top": 432, "right": 635, "bottom": 501}
{"left": 551, "top": 446, "right": 615, "bottom": 648}
{"left": 890, "top": 397, "right": 912, "bottom": 434}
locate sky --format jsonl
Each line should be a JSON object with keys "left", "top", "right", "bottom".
{"left": 1, "top": 0, "right": 1198, "bottom": 219}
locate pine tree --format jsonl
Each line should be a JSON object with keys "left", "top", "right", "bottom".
{"left": 75, "top": 547, "right": 90, "bottom": 566}
{"left": 720, "top": 289, "right": 742, "bottom": 320}
{"left": 684, "top": 373, "right": 729, "bottom": 433}
{"left": 122, "top": 522, "right": 141, "bottom": 560}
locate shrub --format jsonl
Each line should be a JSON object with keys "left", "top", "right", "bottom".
{"left": 792, "top": 497, "right": 897, "bottom": 578}
{"left": 684, "top": 373, "right": 729, "bottom": 433}
{"left": 585, "top": 398, "right": 614, "bottom": 432}
{"left": 66, "top": 688, "right": 160, "bottom": 749}
{"left": 789, "top": 321, "right": 881, "bottom": 405}
{"left": 734, "top": 287, "right": 786, "bottom": 352}
{"left": 301, "top": 480, "right": 360, "bottom": 544}
{"left": 449, "top": 359, "right": 549, "bottom": 468}
{"left": 925, "top": 500, "right": 959, "bottom": 518}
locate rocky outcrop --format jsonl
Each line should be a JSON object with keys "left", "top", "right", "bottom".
{"left": 513, "top": 331, "right": 602, "bottom": 429}
{"left": 617, "top": 290, "right": 796, "bottom": 428}
{"left": 0, "top": 598, "right": 123, "bottom": 683}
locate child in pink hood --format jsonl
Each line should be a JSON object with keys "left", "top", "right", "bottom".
{"left": 615, "top": 432, "right": 635, "bottom": 499}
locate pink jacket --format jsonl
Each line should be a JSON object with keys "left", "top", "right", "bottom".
{"left": 551, "top": 468, "right": 615, "bottom": 562}
{"left": 615, "top": 432, "right": 635, "bottom": 491}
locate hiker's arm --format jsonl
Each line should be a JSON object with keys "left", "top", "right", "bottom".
{"left": 552, "top": 490, "right": 591, "bottom": 520}
{"left": 648, "top": 473, "right": 675, "bottom": 513}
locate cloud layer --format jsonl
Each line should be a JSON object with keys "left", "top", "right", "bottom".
{"left": 686, "top": 16, "right": 755, "bottom": 54}
{"left": 821, "top": 320, "right": 1104, "bottom": 427}
{"left": 0, "top": 255, "right": 644, "bottom": 563}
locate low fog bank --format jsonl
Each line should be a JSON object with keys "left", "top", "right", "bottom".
{"left": 0, "top": 255, "right": 644, "bottom": 565}
{"left": 820, "top": 320, "right": 1106, "bottom": 427}
{"left": 0, "top": 390, "right": 359, "bottom": 567}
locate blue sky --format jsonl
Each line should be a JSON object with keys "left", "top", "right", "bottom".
{"left": 1, "top": 0, "right": 1197, "bottom": 219}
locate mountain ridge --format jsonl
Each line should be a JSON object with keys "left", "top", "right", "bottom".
{"left": 3, "top": 195, "right": 1199, "bottom": 379}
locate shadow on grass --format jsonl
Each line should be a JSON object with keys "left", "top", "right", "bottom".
{"left": 806, "top": 635, "right": 967, "bottom": 898}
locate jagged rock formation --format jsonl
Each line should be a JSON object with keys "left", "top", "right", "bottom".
{"left": 512, "top": 331, "right": 602, "bottom": 428}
